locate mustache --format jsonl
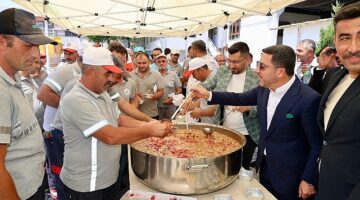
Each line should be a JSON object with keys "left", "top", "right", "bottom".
{"left": 343, "top": 51, "right": 360, "bottom": 59}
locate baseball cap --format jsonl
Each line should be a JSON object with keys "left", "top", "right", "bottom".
{"left": 171, "top": 49, "right": 180, "bottom": 55}
{"left": 0, "top": 8, "right": 57, "bottom": 45}
{"left": 63, "top": 43, "right": 79, "bottom": 53}
{"left": 82, "top": 46, "right": 122, "bottom": 74}
{"left": 156, "top": 53, "right": 167, "bottom": 60}
{"left": 183, "top": 57, "right": 207, "bottom": 78}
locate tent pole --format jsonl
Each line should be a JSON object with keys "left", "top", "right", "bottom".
{"left": 44, "top": 19, "right": 50, "bottom": 70}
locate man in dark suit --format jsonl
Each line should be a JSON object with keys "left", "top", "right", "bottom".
{"left": 317, "top": 2, "right": 360, "bottom": 200}
{"left": 192, "top": 45, "right": 323, "bottom": 199}
{"left": 308, "top": 47, "right": 340, "bottom": 94}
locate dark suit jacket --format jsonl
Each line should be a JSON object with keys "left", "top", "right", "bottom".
{"left": 308, "top": 67, "right": 341, "bottom": 94}
{"left": 318, "top": 69, "right": 360, "bottom": 200}
{"left": 210, "top": 77, "right": 322, "bottom": 194}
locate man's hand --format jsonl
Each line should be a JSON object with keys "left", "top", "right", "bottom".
{"left": 148, "top": 121, "right": 173, "bottom": 138}
{"left": 163, "top": 97, "right": 173, "bottom": 105}
{"left": 232, "top": 106, "right": 251, "bottom": 113}
{"left": 300, "top": 64, "right": 309, "bottom": 75}
{"left": 190, "top": 108, "right": 202, "bottom": 119}
{"left": 298, "top": 180, "right": 316, "bottom": 199}
{"left": 191, "top": 85, "right": 210, "bottom": 99}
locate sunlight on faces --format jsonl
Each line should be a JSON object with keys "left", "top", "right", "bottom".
{"left": 136, "top": 54, "right": 150, "bottom": 73}
{"left": 256, "top": 53, "right": 282, "bottom": 90}
{"left": 109, "top": 72, "right": 123, "bottom": 87}
{"left": 64, "top": 50, "right": 78, "bottom": 64}
{"left": 89, "top": 66, "right": 113, "bottom": 93}
{"left": 215, "top": 54, "right": 226, "bottom": 66}
{"left": 171, "top": 53, "right": 180, "bottom": 63}
{"left": 152, "top": 50, "right": 161, "bottom": 60}
{"left": 296, "top": 45, "right": 313, "bottom": 63}
{"left": 227, "top": 51, "right": 249, "bottom": 74}
{"left": 335, "top": 17, "right": 360, "bottom": 75}
{"left": 2, "top": 36, "right": 41, "bottom": 72}
{"left": 156, "top": 57, "right": 167, "bottom": 70}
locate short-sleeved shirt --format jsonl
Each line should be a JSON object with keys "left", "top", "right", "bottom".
{"left": 169, "top": 62, "right": 183, "bottom": 78}
{"left": 109, "top": 77, "right": 136, "bottom": 103}
{"left": 131, "top": 68, "right": 165, "bottom": 117}
{"left": 0, "top": 67, "right": 45, "bottom": 199}
{"left": 60, "top": 82, "right": 121, "bottom": 192}
{"left": 42, "top": 62, "right": 81, "bottom": 131}
{"left": 158, "top": 71, "right": 181, "bottom": 108}
{"left": 51, "top": 75, "right": 81, "bottom": 130}
{"left": 21, "top": 75, "right": 45, "bottom": 128}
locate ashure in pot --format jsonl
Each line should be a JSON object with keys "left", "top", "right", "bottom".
{"left": 130, "top": 123, "right": 246, "bottom": 195}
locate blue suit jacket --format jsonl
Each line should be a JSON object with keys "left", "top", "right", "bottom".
{"left": 210, "top": 77, "right": 322, "bottom": 193}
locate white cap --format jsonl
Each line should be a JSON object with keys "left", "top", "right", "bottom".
{"left": 156, "top": 53, "right": 167, "bottom": 60}
{"left": 63, "top": 42, "right": 79, "bottom": 52}
{"left": 83, "top": 46, "right": 122, "bottom": 73}
{"left": 183, "top": 57, "right": 207, "bottom": 78}
{"left": 171, "top": 49, "right": 180, "bottom": 54}
{"left": 189, "top": 57, "right": 207, "bottom": 71}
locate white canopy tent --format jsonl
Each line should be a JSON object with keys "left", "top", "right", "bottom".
{"left": 12, "top": 0, "right": 303, "bottom": 38}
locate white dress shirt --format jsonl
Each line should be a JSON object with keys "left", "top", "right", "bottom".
{"left": 264, "top": 75, "right": 295, "bottom": 155}
{"left": 267, "top": 76, "right": 296, "bottom": 130}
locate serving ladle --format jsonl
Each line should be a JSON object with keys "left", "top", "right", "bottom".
{"left": 202, "top": 109, "right": 235, "bottom": 136}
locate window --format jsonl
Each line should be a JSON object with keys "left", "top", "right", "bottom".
{"left": 229, "top": 20, "right": 241, "bottom": 40}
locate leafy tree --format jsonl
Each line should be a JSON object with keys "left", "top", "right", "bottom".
{"left": 87, "top": 35, "right": 122, "bottom": 44}
{"left": 315, "top": 0, "right": 343, "bottom": 55}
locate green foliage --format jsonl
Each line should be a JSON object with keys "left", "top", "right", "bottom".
{"left": 315, "top": 0, "right": 343, "bottom": 55}
{"left": 87, "top": 35, "right": 122, "bottom": 44}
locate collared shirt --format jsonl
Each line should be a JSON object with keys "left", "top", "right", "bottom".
{"left": 131, "top": 68, "right": 165, "bottom": 117}
{"left": 21, "top": 75, "right": 45, "bottom": 127}
{"left": 263, "top": 75, "right": 296, "bottom": 155}
{"left": 158, "top": 70, "right": 182, "bottom": 108}
{"left": 295, "top": 59, "right": 318, "bottom": 83}
{"left": 0, "top": 67, "right": 45, "bottom": 199}
{"left": 51, "top": 75, "right": 81, "bottom": 130}
{"left": 110, "top": 77, "right": 136, "bottom": 103}
{"left": 267, "top": 75, "right": 296, "bottom": 130}
{"left": 60, "top": 82, "right": 121, "bottom": 192}
{"left": 42, "top": 62, "right": 81, "bottom": 131}
{"left": 168, "top": 62, "right": 183, "bottom": 78}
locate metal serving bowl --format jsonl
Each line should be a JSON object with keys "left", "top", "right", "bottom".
{"left": 130, "top": 122, "right": 246, "bottom": 195}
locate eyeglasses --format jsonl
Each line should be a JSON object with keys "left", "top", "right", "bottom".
{"left": 227, "top": 56, "right": 247, "bottom": 65}
{"left": 157, "top": 60, "right": 167, "bottom": 63}
{"left": 256, "top": 61, "right": 270, "bottom": 70}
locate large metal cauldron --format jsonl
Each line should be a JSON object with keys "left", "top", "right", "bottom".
{"left": 130, "top": 123, "right": 246, "bottom": 195}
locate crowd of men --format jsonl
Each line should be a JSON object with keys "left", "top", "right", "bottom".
{"left": 0, "top": 1, "right": 359, "bottom": 200}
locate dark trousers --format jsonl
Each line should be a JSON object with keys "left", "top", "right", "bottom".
{"left": 260, "top": 156, "right": 302, "bottom": 200}
{"left": 64, "top": 182, "right": 122, "bottom": 200}
{"left": 113, "top": 144, "right": 130, "bottom": 198}
{"left": 26, "top": 175, "right": 47, "bottom": 200}
{"left": 242, "top": 135, "right": 257, "bottom": 170}
{"left": 44, "top": 128, "right": 67, "bottom": 200}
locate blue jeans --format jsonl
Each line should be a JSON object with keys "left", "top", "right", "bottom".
{"left": 44, "top": 128, "right": 67, "bottom": 200}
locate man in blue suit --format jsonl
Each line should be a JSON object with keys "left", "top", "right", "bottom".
{"left": 192, "top": 45, "right": 323, "bottom": 199}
